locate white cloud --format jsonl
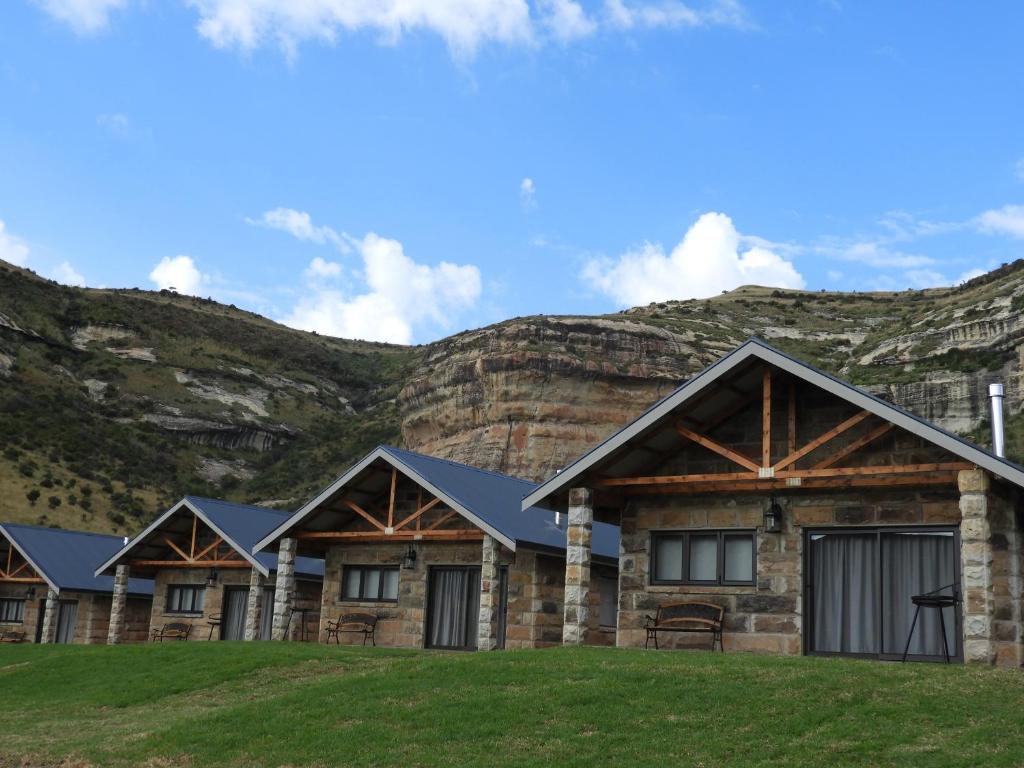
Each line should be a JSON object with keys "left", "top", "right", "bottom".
{"left": 831, "top": 241, "right": 936, "bottom": 269}
{"left": 97, "top": 112, "right": 131, "bottom": 136}
{"left": 149, "top": 255, "right": 206, "bottom": 295}
{"left": 35, "top": 0, "right": 128, "bottom": 34}
{"left": 539, "top": 0, "right": 596, "bottom": 41}
{"left": 1015, "top": 159, "right": 1024, "bottom": 183}
{"left": 305, "top": 256, "right": 343, "bottom": 279}
{"left": 975, "top": 205, "right": 1024, "bottom": 239}
{"left": 282, "top": 232, "right": 482, "bottom": 344}
{"left": 0, "top": 220, "right": 30, "bottom": 267}
{"left": 248, "top": 207, "right": 350, "bottom": 253}
{"left": 956, "top": 268, "right": 986, "bottom": 285}
{"left": 50, "top": 261, "right": 86, "bottom": 287}
{"left": 520, "top": 177, "right": 536, "bottom": 211}
{"left": 582, "top": 212, "right": 804, "bottom": 307}
{"left": 604, "top": 0, "right": 751, "bottom": 30}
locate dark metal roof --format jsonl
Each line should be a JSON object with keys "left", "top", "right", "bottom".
{"left": 95, "top": 497, "right": 323, "bottom": 580}
{"left": 0, "top": 524, "right": 154, "bottom": 597}
{"left": 523, "top": 337, "right": 1024, "bottom": 510}
{"left": 255, "top": 445, "right": 620, "bottom": 562}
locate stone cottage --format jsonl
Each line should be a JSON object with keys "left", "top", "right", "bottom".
{"left": 524, "top": 338, "right": 1024, "bottom": 665}
{"left": 0, "top": 524, "right": 153, "bottom": 644}
{"left": 96, "top": 497, "right": 323, "bottom": 643}
{"left": 255, "top": 446, "right": 620, "bottom": 650}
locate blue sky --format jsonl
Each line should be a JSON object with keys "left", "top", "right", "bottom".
{"left": 1, "top": 1, "right": 1023, "bottom": 344}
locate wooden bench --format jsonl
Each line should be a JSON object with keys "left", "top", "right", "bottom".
{"left": 151, "top": 622, "right": 193, "bottom": 642}
{"left": 325, "top": 613, "right": 378, "bottom": 646}
{"left": 645, "top": 601, "right": 725, "bottom": 651}
{"left": 0, "top": 629, "right": 26, "bottom": 643}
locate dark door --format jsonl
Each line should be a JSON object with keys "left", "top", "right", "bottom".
{"left": 496, "top": 565, "right": 509, "bottom": 650}
{"left": 426, "top": 566, "right": 481, "bottom": 650}
{"left": 34, "top": 599, "right": 45, "bottom": 643}
{"left": 259, "top": 587, "right": 275, "bottom": 641}
{"left": 806, "top": 527, "right": 960, "bottom": 662}
{"left": 220, "top": 587, "right": 248, "bottom": 641}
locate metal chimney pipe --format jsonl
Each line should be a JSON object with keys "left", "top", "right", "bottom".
{"left": 989, "top": 382, "right": 1006, "bottom": 458}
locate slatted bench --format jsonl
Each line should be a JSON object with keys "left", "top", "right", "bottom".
{"left": 151, "top": 622, "right": 193, "bottom": 642}
{"left": 0, "top": 629, "right": 26, "bottom": 643}
{"left": 645, "top": 601, "right": 725, "bottom": 651}
{"left": 325, "top": 613, "right": 378, "bottom": 646}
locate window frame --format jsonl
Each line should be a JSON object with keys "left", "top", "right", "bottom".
{"left": 165, "top": 584, "right": 206, "bottom": 615}
{"left": 0, "top": 597, "right": 25, "bottom": 624}
{"left": 341, "top": 565, "right": 400, "bottom": 603}
{"left": 650, "top": 529, "right": 757, "bottom": 587}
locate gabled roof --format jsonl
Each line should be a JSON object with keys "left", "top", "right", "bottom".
{"left": 94, "top": 496, "right": 323, "bottom": 579}
{"left": 0, "top": 524, "right": 153, "bottom": 597}
{"left": 254, "top": 445, "right": 620, "bottom": 562}
{"left": 523, "top": 337, "right": 1024, "bottom": 510}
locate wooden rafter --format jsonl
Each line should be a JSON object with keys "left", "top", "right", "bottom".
{"left": 773, "top": 410, "right": 872, "bottom": 471}
{"left": 813, "top": 422, "right": 895, "bottom": 470}
{"left": 130, "top": 559, "right": 251, "bottom": 569}
{"left": 787, "top": 382, "right": 797, "bottom": 455}
{"left": 394, "top": 497, "right": 442, "bottom": 531}
{"left": 762, "top": 367, "right": 772, "bottom": 467}
{"left": 342, "top": 499, "right": 387, "bottom": 532}
{"left": 0, "top": 548, "right": 44, "bottom": 584}
{"left": 617, "top": 471, "right": 962, "bottom": 495}
{"left": 388, "top": 468, "right": 397, "bottom": 528}
{"left": 675, "top": 425, "right": 760, "bottom": 473}
{"left": 190, "top": 515, "right": 198, "bottom": 559}
{"left": 427, "top": 510, "right": 459, "bottom": 531}
{"left": 295, "top": 530, "right": 483, "bottom": 543}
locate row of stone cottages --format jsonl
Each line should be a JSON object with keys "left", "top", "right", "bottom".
{"left": 3, "top": 339, "right": 1024, "bottom": 665}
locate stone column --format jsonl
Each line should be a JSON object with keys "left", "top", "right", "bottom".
{"left": 959, "top": 469, "right": 995, "bottom": 664}
{"left": 477, "top": 535, "right": 501, "bottom": 651}
{"left": 106, "top": 564, "right": 130, "bottom": 645}
{"left": 40, "top": 588, "right": 59, "bottom": 644}
{"left": 244, "top": 567, "right": 265, "bottom": 642}
{"left": 271, "top": 538, "right": 297, "bottom": 641}
{"left": 562, "top": 487, "right": 593, "bottom": 646}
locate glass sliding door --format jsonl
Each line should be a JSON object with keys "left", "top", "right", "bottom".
{"left": 426, "top": 566, "right": 481, "bottom": 650}
{"left": 220, "top": 587, "right": 248, "bottom": 641}
{"left": 259, "top": 587, "right": 274, "bottom": 641}
{"left": 55, "top": 601, "right": 78, "bottom": 644}
{"left": 808, "top": 532, "right": 879, "bottom": 655}
{"left": 806, "top": 527, "right": 961, "bottom": 662}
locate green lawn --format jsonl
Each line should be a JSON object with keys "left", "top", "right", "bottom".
{"left": 1, "top": 644, "right": 1023, "bottom": 767}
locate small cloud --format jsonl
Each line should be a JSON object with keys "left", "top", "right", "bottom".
{"left": 97, "top": 112, "right": 131, "bottom": 137}
{"left": 1015, "top": 159, "right": 1024, "bottom": 183}
{"left": 520, "top": 177, "right": 536, "bottom": 211}
{"left": 304, "top": 256, "right": 343, "bottom": 280}
{"left": 975, "top": 205, "right": 1024, "bottom": 239}
{"left": 956, "top": 268, "right": 986, "bottom": 285}
{"left": 0, "top": 219, "right": 30, "bottom": 266}
{"left": 539, "top": 0, "right": 597, "bottom": 41}
{"left": 582, "top": 211, "right": 804, "bottom": 307}
{"left": 50, "top": 261, "right": 85, "bottom": 287}
{"left": 35, "top": 0, "right": 129, "bottom": 34}
{"left": 605, "top": 0, "right": 752, "bottom": 31}
{"left": 149, "top": 255, "right": 206, "bottom": 295}
{"left": 247, "top": 208, "right": 350, "bottom": 253}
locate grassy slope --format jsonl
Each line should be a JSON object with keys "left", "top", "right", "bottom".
{"left": 1, "top": 645, "right": 1023, "bottom": 767}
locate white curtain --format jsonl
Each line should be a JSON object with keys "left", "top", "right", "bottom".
{"left": 811, "top": 534, "right": 878, "bottom": 654}
{"left": 55, "top": 601, "right": 78, "bottom": 644}
{"left": 259, "top": 588, "right": 274, "bottom": 641}
{"left": 881, "top": 532, "right": 956, "bottom": 656}
{"left": 428, "top": 568, "right": 480, "bottom": 649}
{"left": 221, "top": 588, "right": 247, "bottom": 641}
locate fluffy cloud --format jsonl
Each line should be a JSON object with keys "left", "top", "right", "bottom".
{"left": 34, "top": 0, "right": 128, "bottom": 33}
{"left": 520, "top": 177, "right": 536, "bottom": 211}
{"left": 0, "top": 220, "right": 30, "bottom": 267}
{"left": 248, "top": 207, "right": 349, "bottom": 252}
{"left": 50, "top": 261, "right": 86, "bottom": 287}
{"left": 539, "top": 0, "right": 596, "bottom": 41}
{"left": 149, "top": 255, "right": 206, "bottom": 295}
{"left": 604, "top": 0, "right": 751, "bottom": 30}
{"left": 282, "top": 232, "right": 482, "bottom": 344}
{"left": 583, "top": 212, "right": 804, "bottom": 307}
{"left": 305, "top": 256, "right": 343, "bottom": 279}
{"left": 975, "top": 205, "right": 1024, "bottom": 239}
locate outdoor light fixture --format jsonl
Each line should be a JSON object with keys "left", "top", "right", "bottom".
{"left": 402, "top": 544, "right": 417, "bottom": 569}
{"left": 25, "top": 586, "right": 36, "bottom": 600}
{"left": 764, "top": 497, "right": 783, "bottom": 533}
{"left": 206, "top": 569, "right": 219, "bottom": 586}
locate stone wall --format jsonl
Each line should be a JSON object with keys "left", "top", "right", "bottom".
{"left": 0, "top": 589, "right": 151, "bottom": 645}
{"left": 0, "top": 584, "right": 43, "bottom": 642}
{"left": 618, "top": 486, "right": 966, "bottom": 655}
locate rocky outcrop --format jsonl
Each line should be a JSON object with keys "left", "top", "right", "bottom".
{"left": 141, "top": 413, "right": 294, "bottom": 452}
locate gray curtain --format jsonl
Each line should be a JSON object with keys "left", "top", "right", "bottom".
{"left": 259, "top": 588, "right": 274, "bottom": 641}
{"left": 428, "top": 568, "right": 479, "bottom": 649}
{"left": 811, "top": 534, "right": 878, "bottom": 654}
{"left": 55, "top": 601, "right": 78, "bottom": 644}
{"left": 221, "top": 588, "right": 247, "bottom": 641}
{"left": 881, "top": 532, "right": 956, "bottom": 656}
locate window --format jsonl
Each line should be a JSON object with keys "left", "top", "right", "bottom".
{"left": 166, "top": 585, "right": 206, "bottom": 614}
{"left": 651, "top": 531, "right": 755, "bottom": 586}
{"left": 0, "top": 598, "right": 24, "bottom": 623}
{"left": 342, "top": 566, "right": 400, "bottom": 602}
{"left": 596, "top": 575, "right": 617, "bottom": 628}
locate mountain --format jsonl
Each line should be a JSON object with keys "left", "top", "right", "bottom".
{"left": 1, "top": 259, "right": 1022, "bottom": 534}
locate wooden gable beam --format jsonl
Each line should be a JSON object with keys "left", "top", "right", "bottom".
{"left": 341, "top": 499, "right": 387, "bottom": 532}
{"left": 812, "top": 422, "right": 895, "bottom": 470}
{"left": 394, "top": 497, "right": 442, "bottom": 532}
{"left": 388, "top": 468, "right": 397, "bottom": 529}
{"left": 762, "top": 367, "right": 772, "bottom": 467}
{"left": 787, "top": 382, "right": 797, "bottom": 455}
{"left": 0, "top": 549, "right": 44, "bottom": 583}
{"left": 296, "top": 529, "right": 484, "bottom": 543}
{"left": 676, "top": 425, "right": 760, "bottom": 473}
{"left": 773, "top": 410, "right": 872, "bottom": 472}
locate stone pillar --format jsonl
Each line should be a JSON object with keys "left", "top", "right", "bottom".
{"left": 271, "top": 538, "right": 297, "bottom": 641}
{"left": 562, "top": 487, "right": 593, "bottom": 646}
{"left": 959, "top": 469, "right": 995, "bottom": 664}
{"left": 106, "top": 564, "right": 130, "bottom": 645}
{"left": 477, "top": 535, "right": 501, "bottom": 651}
{"left": 40, "top": 588, "right": 59, "bottom": 644}
{"left": 244, "top": 567, "right": 265, "bottom": 642}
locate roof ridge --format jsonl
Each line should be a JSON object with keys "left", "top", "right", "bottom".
{"left": 383, "top": 445, "right": 539, "bottom": 488}
{"left": 0, "top": 523, "right": 123, "bottom": 540}
{"left": 185, "top": 495, "right": 292, "bottom": 515}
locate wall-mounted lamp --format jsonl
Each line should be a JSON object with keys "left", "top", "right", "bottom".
{"left": 25, "top": 586, "right": 37, "bottom": 600}
{"left": 763, "top": 497, "right": 784, "bottom": 534}
{"left": 402, "top": 544, "right": 417, "bottom": 570}
{"left": 206, "top": 569, "right": 219, "bottom": 587}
